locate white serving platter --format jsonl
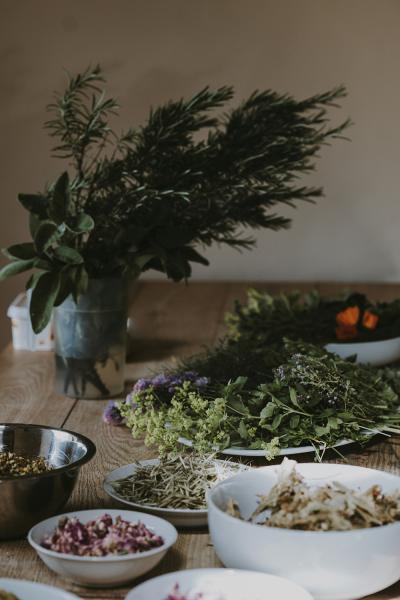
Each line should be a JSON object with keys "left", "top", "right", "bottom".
{"left": 104, "top": 458, "right": 248, "bottom": 527}
{"left": 125, "top": 567, "right": 313, "bottom": 600}
{"left": 325, "top": 335, "right": 400, "bottom": 366}
{"left": 0, "top": 578, "right": 81, "bottom": 600}
{"left": 178, "top": 434, "right": 374, "bottom": 458}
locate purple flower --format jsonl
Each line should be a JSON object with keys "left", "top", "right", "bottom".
{"left": 133, "top": 378, "right": 151, "bottom": 393}
{"left": 181, "top": 371, "right": 198, "bottom": 381}
{"left": 151, "top": 374, "right": 169, "bottom": 388}
{"left": 195, "top": 376, "right": 209, "bottom": 387}
{"left": 102, "top": 401, "right": 124, "bottom": 426}
{"left": 124, "top": 392, "right": 138, "bottom": 409}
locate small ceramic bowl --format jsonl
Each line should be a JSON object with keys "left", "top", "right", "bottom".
{"left": 125, "top": 568, "right": 313, "bottom": 600}
{"left": 208, "top": 463, "right": 400, "bottom": 600}
{"left": 28, "top": 508, "right": 177, "bottom": 588}
{"left": 325, "top": 335, "right": 400, "bottom": 366}
{"left": 0, "top": 578, "right": 81, "bottom": 600}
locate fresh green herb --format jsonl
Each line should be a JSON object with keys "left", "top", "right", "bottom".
{"left": 226, "top": 289, "right": 400, "bottom": 345}
{"left": 0, "top": 66, "right": 349, "bottom": 333}
{"left": 121, "top": 341, "right": 400, "bottom": 459}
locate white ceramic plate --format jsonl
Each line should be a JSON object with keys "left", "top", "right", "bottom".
{"left": 0, "top": 578, "right": 81, "bottom": 599}
{"left": 103, "top": 459, "right": 248, "bottom": 527}
{"left": 178, "top": 434, "right": 374, "bottom": 457}
{"left": 28, "top": 508, "right": 177, "bottom": 588}
{"left": 125, "top": 568, "right": 313, "bottom": 600}
{"left": 325, "top": 335, "right": 400, "bottom": 366}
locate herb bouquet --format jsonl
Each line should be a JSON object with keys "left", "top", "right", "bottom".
{"left": 1, "top": 66, "right": 348, "bottom": 398}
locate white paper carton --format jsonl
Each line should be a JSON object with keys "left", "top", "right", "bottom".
{"left": 7, "top": 292, "right": 54, "bottom": 351}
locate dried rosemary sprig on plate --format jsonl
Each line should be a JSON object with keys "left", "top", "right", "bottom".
{"left": 111, "top": 454, "right": 245, "bottom": 510}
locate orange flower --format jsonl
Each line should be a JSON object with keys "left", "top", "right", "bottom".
{"left": 336, "top": 325, "right": 358, "bottom": 340}
{"left": 336, "top": 306, "right": 360, "bottom": 327}
{"left": 362, "top": 309, "right": 379, "bottom": 330}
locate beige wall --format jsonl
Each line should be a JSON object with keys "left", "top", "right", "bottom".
{"left": 1, "top": 0, "right": 400, "bottom": 346}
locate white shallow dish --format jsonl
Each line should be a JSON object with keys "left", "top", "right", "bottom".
{"left": 178, "top": 434, "right": 369, "bottom": 457}
{"left": 125, "top": 567, "right": 313, "bottom": 600}
{"left": 325, "top": 335, "right": 400, "bottom": 366}
{"left": 28, "top": 508, "right": 177, "bottom": 588}
{"left": 104, "top": 459, "right": 248, "bottom": 528}
{"left": 208, "top": 462, "right": 400, "bottom": 600}
{"left": 0, "top": 578, "right": 81, "bottom": 599}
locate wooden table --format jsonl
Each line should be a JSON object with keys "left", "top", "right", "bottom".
{"left": 1, "top": 281, "right": 400, "bottom": 599}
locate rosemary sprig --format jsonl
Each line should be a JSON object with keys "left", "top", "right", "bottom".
{"left": 111, "top": 454, "right": 245, "bottom": 510}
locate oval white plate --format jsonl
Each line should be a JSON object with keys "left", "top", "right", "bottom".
{"left": 325, "top": 335, "right": 400, "bottom": 366}
{"left": 0, "top": 578, "right": 81, "bottom": 600}
{"left": 104, "top": 459, "right": 248, "bottom": 527}
{"left": 178, "top": 434, "right": 373, "bottom": 457}
{"left": 125, "top": 568, "right": 313, "bottom": 600}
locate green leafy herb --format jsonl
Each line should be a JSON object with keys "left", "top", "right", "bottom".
{"left": 226, "top": 289, "right": 400, "bottom": 345}
{"left": 121, "top": 341, "right": 400, "bottom": 459}
{"left": 0, "top": 66, "right": 349, "bottom": 331}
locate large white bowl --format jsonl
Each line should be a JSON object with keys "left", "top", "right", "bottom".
{"left": 208, "top": 463, "right": 400, "bottom": 600}
{"left": 325, "top": 335, "right": 400, "bottom": 366}
{"left": 0, "top": 578, "right": 81, "bottom": 599}
{"left": 28, "top": 508, "right": 177, "bottom": 588}
{"left": 125, "top": 568, "right": 313, "bottom": 600}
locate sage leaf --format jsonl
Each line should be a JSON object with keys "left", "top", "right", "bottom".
{"left": 76, "top": 213, "right": 94, "bottom": 231}
{"left": 29, "top": 213, "right": 41, "bottom": 238}
{"left": 6, "top": 243, "right": 36, "bottom": 261}
{"left": 34, "top": 220, "right": 59, "bottom": 253}
{"left": 0, "top": 259, "right": 35, "bottom": 281}
{"left": 30, "top": 272, "right": 60, "bottom": 333}
{"left": 49, "top": 171, "right": 70, "bottom": 223}
{"left": 71, "top": 265, "right": 89, "bottom": 302}
{"left": 54, "top": 246, "right": 83, "bottom": 265}
{"left": 18, "top": 193, "right": 47, "bottom": 217}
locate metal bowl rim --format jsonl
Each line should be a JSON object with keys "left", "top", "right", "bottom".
{"left": 0, "top": 423, "right": 96, "bottom": 481}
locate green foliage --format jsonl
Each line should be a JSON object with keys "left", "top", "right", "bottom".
{"left": 1, "top": 66, "right": 350, "bottom": 331}
{"left": 121, "top": 341, "right": 400, "bottom": 459}
{"left": 226, "top": 289, "right": 400, "bottom": 344}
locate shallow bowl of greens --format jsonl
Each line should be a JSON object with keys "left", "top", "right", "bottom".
{"left": 325, "top": 336, "right": 400, "bottom": 366}
{"left": 208, "top": 463, "right": 400, "bottom": 600}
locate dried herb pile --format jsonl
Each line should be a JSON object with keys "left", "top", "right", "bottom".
{"left": 111, "top": 454, "right": 245, "bottom": 510}
{"left": 0, "top": 451, "right": 51, "bottom": 477}
{"left": 225, "top": 460, "right": 400, "bottom": 531}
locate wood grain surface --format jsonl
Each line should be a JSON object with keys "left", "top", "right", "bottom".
{"left": 1, "top": 281, "right": 400, "bottom": 599}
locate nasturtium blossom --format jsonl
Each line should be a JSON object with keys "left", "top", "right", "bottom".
{"left": 362, "top": 309, "right": 379, "bottom": 330}
{"left": 336, "top": 306, "right": 360, "bottom": 327}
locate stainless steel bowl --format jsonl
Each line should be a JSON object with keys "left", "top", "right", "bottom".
{"left": 0, "top": 423, "right": 96, "bottom": 539}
